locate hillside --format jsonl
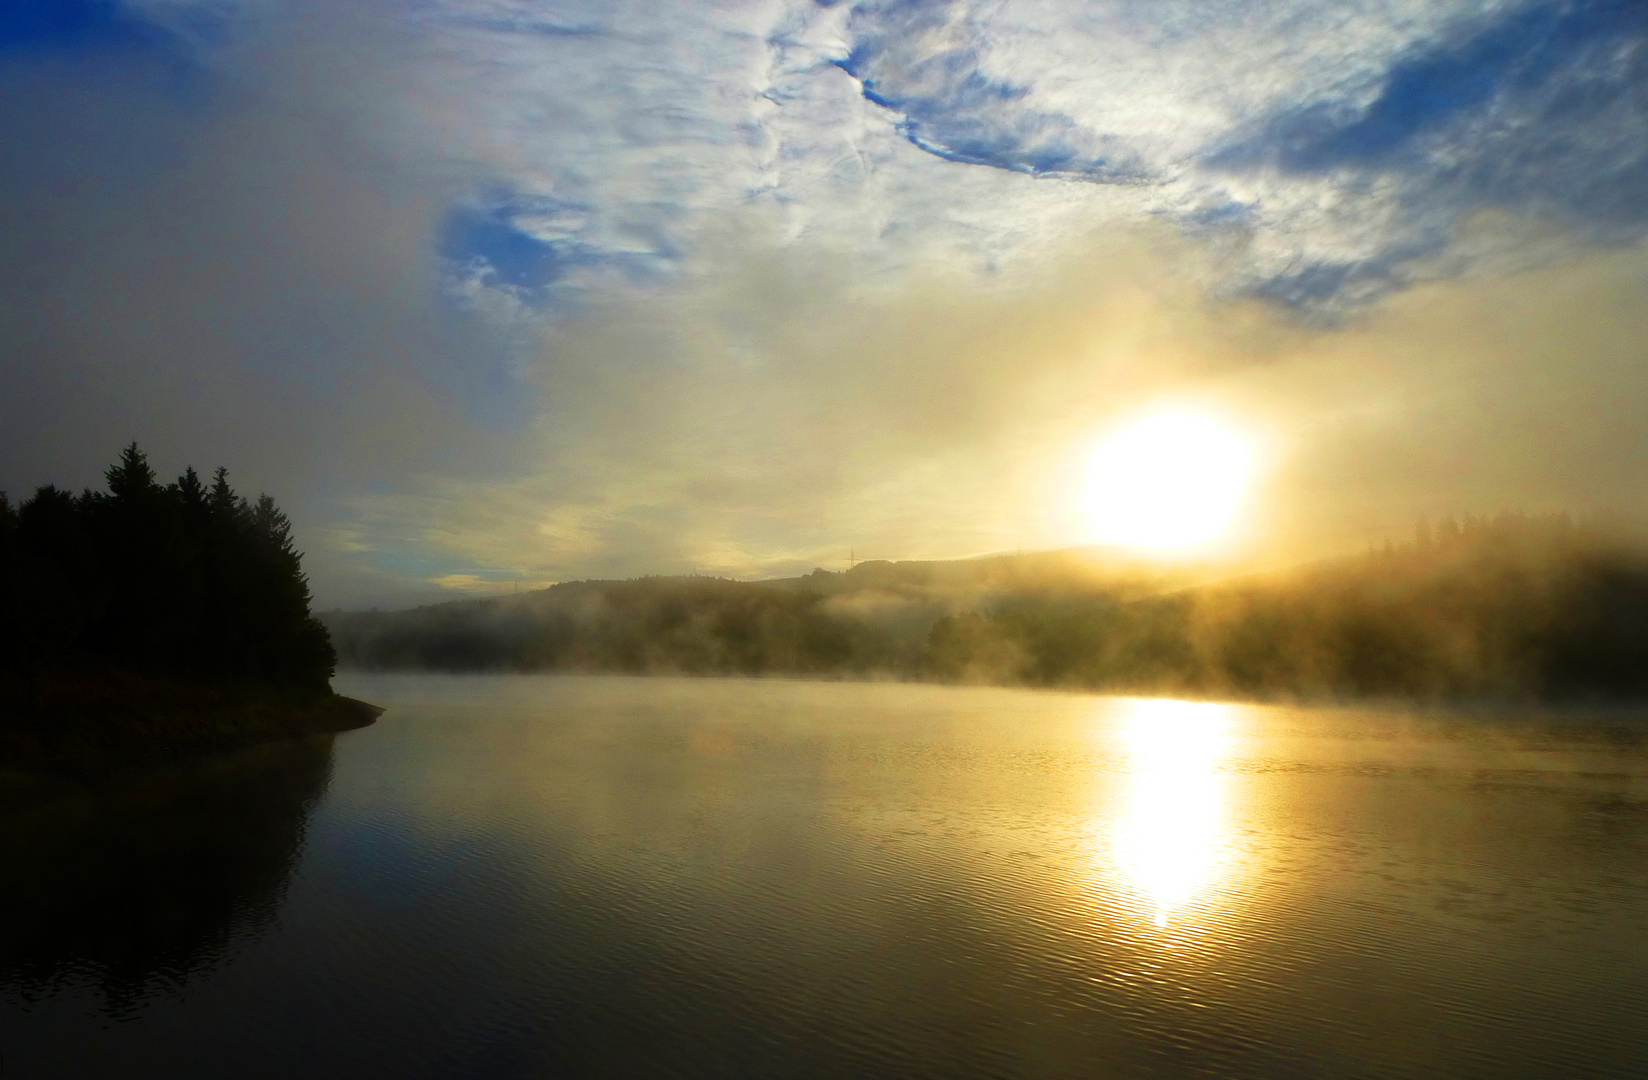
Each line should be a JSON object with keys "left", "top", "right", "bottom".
{"left": 930, "top": 515, "right": 1648, "bottom": 700}
{"left": 325, "top": 516, "right": 1648, "bottom": 703}
{"left": 323, "top": 548, "right": 1187, "bottom": 677}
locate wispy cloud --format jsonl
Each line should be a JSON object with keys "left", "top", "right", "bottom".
{"left": 4, "top": 0, "right": 1646, "bottom": 604}
{"left": 82, "top": 0, "right": 1648, "bottom": 313}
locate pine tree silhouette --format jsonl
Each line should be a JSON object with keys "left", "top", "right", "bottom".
{"left": 105, "top": 443, "right": 158, "bottom": 501}
{"left": 2, "top": 445, "right": 335, "bottom": 705}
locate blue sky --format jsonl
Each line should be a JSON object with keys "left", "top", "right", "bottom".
{"left": 3, "top": 0, "right": 1647, "bottom": 604}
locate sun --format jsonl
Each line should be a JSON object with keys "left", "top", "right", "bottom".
{"left": 1082, "top": 410, "right": 1254, "bottom": 553}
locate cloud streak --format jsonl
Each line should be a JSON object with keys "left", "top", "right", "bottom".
{"left": 3, "top": 0, "right": 1646, "bottom": 604}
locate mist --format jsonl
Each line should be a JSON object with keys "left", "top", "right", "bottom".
{"left": 339, "top": 228, "right": 1648, "bottom": 597}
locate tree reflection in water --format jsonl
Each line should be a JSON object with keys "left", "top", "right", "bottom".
{"left": 0, "top": 736, "right": 334, "bottom": 1015}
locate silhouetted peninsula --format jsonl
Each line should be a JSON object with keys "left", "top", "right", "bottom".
{"left": 0, "top": 445, "right": 377, "bottom": 781}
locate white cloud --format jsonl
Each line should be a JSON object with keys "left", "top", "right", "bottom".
{"left": 120, "top": 0, "right": 1645, "bottom": 315}
{"left": 22, "top": 0, "right": 1643, "bottom": 602}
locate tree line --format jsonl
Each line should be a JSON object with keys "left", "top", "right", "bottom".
{"left": 926, "top": 512, "right": 1648, "bottom": 700}
{"left": 0, "top": 444, "right": 334, "bottom": 700}
{"left": 326, "top": 576, "right": 892, "bottom": 677}
{"left": 328, "top": 512, "right": 1648, "bottom": 702}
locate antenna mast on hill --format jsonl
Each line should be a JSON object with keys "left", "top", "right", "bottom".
{"left": 849, "top": 547, "right": 855, "bottom": 570}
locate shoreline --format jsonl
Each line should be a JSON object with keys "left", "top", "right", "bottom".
{"left": 0, "top": 688, "right": 383, "bottom": 813}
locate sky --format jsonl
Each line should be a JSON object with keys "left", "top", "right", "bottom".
{"left": 2, "top": 0, "right": 1646, "bottom": 607}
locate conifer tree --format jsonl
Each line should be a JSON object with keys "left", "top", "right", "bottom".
{"left": 105, "top": 442, "right": 159, "bottom": 501}
{"left": 2, "top": 445, "right": 336, "bottom": 703}
{"left": 174, "top": 466, "right": 207, "bottom": 518}
{"left": 208, "top": 466, "right": 240, "bottom": 522}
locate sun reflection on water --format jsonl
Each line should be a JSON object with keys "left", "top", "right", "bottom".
{"left": 1111, "top": 699, "right": 1232, "bottom": 928}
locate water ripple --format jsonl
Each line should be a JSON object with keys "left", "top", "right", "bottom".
{"left": 3, "top": 675, "right": 1646, "bottom": 1077}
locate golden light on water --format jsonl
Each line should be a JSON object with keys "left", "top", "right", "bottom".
{"left": 1112, "top": 699, "right": 1232, "bottom": 928}
{"left": 1083, "top": 410, "right": 1253, "bottom": 553}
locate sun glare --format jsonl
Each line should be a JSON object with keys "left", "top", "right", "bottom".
{"left": 1083, "top": 410, "right": 1253, "bottom": 554}
{"left": 1111, "top": 699, "right": 1232, "bottom": 928}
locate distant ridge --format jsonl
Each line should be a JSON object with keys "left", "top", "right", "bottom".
{"left": 324, "top": 514, "right": 1648, "bottom": 703}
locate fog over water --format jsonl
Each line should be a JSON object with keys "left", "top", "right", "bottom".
{"left": 4, "top": 675, "right": 1645, "bottom": 1078}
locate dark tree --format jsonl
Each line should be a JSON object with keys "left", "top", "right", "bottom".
{"left": 1, "top": 445, "right": 336, "bottom": 705}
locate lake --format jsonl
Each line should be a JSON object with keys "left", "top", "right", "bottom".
{"left": 4, "top": 674, "right": 1647, "bottom": 1077}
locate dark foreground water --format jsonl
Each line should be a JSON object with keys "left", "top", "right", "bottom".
{"left": 4, "top": 676, "right": 1647, "bottom": 1078}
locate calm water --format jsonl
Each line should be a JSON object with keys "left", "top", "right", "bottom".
{"left": 4, "top": 675, "right": 1648, "bottom": 1078}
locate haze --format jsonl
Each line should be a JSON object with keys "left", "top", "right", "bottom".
{"left": 3, "top": 0, "right": 1646, "bottom": 608}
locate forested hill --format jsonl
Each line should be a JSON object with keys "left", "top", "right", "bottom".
{"left": 325, "top": 514, "right": 1648, "bottom": 703}
{"left": 0, "top": 445, "right": 337, "bottom": 709}
{"left": 323, "top": 551, "right": 1184, "bottom": 678}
